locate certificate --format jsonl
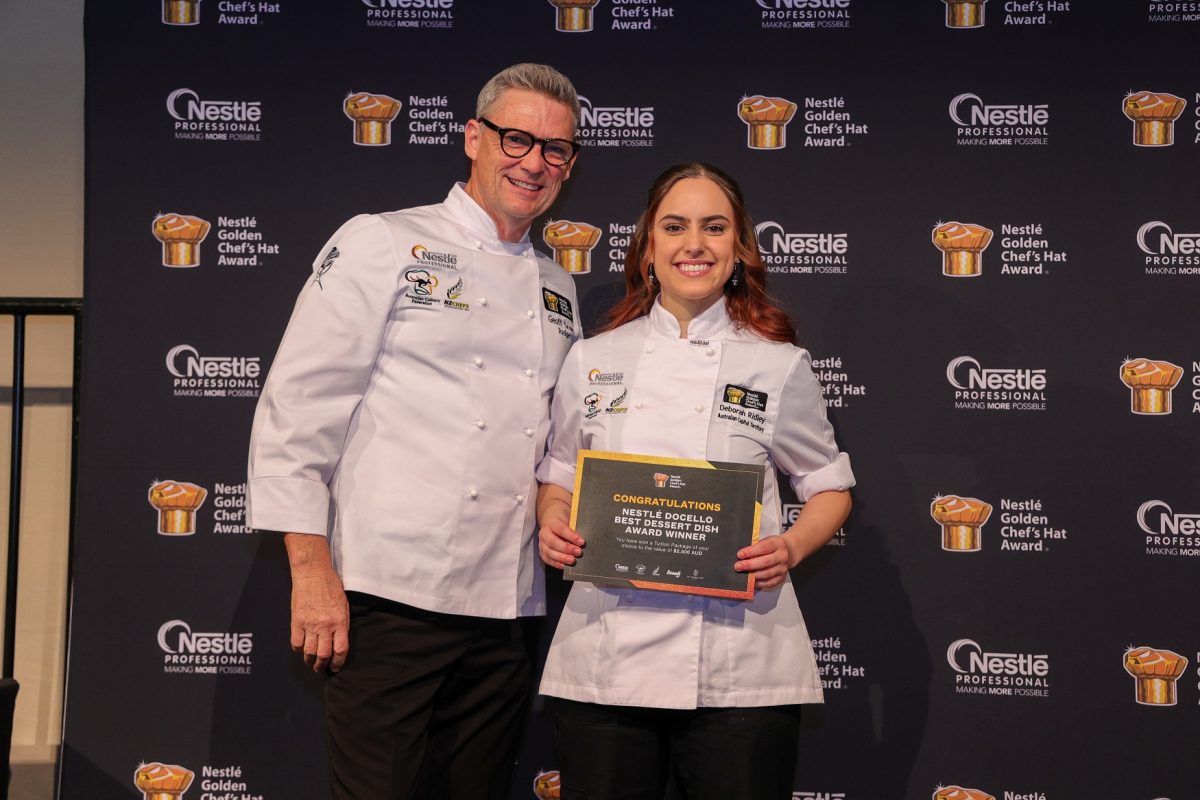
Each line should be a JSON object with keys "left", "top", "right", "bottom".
{"left": 564, "top": 450, "right": 764, "bottom": 600}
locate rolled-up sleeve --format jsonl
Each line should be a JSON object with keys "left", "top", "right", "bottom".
{"left": 772, "top": 349, "right": 856, "bottom": 501}
{"left": 247, "top": 215, "right": 398, "bottom": 534}
{"left": 536, "top": 339, "right": 585, "bottom": 491}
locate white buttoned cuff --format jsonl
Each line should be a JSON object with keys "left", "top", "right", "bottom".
{"left": 247, "top": 476, "right": 331, "bottom": 535}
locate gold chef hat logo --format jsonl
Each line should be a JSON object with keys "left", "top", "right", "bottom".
{"left": 344, "top": 92, "right": 402, "bottom": 146}
{"left": 148, "top": 480, "right": 208, "bottom": 536}
{"left": 1120, "top": 358, "right": 1183, "bottom": 415}
{"left": 162, "top": 0, "right": 201, "bottom": 26}
{"left": 932, "top": 222, "right": 993, "bottom": 277}
{"left": 934, "top": 788, "right": 995, "bottom": 800}
{"left": 153, "top": 213, "right": 211, "bottom": 268}
{"left": 533, "top": 769, "right": 561, "bottom": 799}
{"left": 548, "top": 0, "right": 599, "bottom": 32}
{"left": 738, "top": 96, "right": 798, "bottom": 150}
{"left": 134, "top": 762, "right": 195, "bottom": 800}
{"left": 1123, "top": 91, "right": 1186, "bottom": 147}
{"left": 544, "top": 220, "right": 601, "bottom": 274}
{"left": 725, "top": 387, "right": 746, "bottom": 404}
{"left": 931, "top": 495, "right": 992, "bottom": 552}
{"left": 1124, "top": 646, "right": 1188, "bottom": 706}
{"left": 943, "top": 0, "right": 987, "bottom": 28}
{"left": 653, "top": 472, "right": 669, "bottom": 488}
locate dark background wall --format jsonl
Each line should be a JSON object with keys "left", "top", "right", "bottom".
{"left": 65, "top": 3, "right": 1199, "bottom": 799}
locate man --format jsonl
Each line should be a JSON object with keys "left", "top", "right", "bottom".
{"left": 247, "top": 63, "right": 582, "bottom": 799}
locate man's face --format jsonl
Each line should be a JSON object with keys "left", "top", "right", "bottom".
{"left": 463, "top": 88, "right": 576, "bottom": 242}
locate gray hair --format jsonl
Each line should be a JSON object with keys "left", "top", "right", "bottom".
{"left": 475, "top": 63, "right": 581, "bottom": 131}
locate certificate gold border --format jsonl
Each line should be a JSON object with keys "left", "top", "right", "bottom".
{"left": 569, "top": 450, "right": 762, "bottom": 600}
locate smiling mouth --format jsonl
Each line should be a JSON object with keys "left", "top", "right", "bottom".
{"left": 674, "top": 261, "right": 714, "bottom": 276}
{"left": 507, "top": 177, "right": 542, "bottom": 192}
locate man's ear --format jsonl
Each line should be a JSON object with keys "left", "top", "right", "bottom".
{"left": 463, "top": 118, "right": 481, "bottom": 160}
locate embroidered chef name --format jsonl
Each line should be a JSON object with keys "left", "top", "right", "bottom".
{"left": 718, "top": 384, "right": 768, "bottom": 432}
{"left": 613, "top": 503, "right": 720, "bottom": 540}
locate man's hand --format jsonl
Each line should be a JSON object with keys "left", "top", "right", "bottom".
{"left": 284, "top": 533, "right": 349, "bottom": 672}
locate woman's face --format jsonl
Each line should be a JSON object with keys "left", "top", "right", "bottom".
{"left": 649, "top": 177, "right": 737, "bottom": 323}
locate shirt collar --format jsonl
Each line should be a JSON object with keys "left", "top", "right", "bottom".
{"left": 444, "top": 183, "right": 535, "bottom": 257}
{"left": 648, "top": 296, "right": 733, "bottom": 342}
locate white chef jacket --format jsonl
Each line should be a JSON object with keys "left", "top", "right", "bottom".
{"left": 247, "top": 184, "right": 581, "bottom": 618}
{"left": 536, "top": 298, "right": 854, "bottom": 708}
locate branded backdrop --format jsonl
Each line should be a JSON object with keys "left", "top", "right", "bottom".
{"left": 67, "top": 2, "right": 1200, "bottom": 799}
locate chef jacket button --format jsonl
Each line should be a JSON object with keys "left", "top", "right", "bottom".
{"left": 472, "top": 357, "right": 484, "bottom": 368}
{"left": 526, "top": 310, "right": 535, "bottom": 319}
{"left": 645, "top": 345, "right": 655, "bottom": 354}
{"left": 473, "top": 240, "right": 483, "bottom": 249}
{"left": 522, "top": 428, "right": 534, "bottom": 437}
{"left": 634, "top": 402, "right": 644, "bottom": 410}
{"left": 524, "top": 368, "right": 534, "bottom": 378}
{"left": 478, "top": 297, "right": 488, "bottom": 307}
{"left": 473, "top": 419, "right": 486, "bottom": 430}
{"left": 694, "top": 404, "right": 704, "bottom": 413}
{"left": 705, "top": 347, "right": 715, "bottom": 357}
{"left": 514, "top": 494, "right": 525, "bottom": 504}
{"left": 468, "top": 488, "right": 478, "bottom": 500}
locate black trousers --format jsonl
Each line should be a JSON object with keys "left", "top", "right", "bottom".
{"left": 324, "top": 592, "right": 534, "bottom": 800}
{"left": 552, "top": 699, "right": 802, "bottom": 800}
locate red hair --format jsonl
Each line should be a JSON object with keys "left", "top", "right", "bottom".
{"left": 597, "top": 162, "right": 795, "bottom": 343}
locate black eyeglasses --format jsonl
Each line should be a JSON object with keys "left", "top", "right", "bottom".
{"left": 477, "top": 117, "right": 580, "bottom": 167}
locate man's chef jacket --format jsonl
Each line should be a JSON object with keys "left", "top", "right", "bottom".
{"left": 248, "top": 184, "right": 581, "bottom": 618}
{"left": 537, "top": 298, "right": 854, "bottom": 708}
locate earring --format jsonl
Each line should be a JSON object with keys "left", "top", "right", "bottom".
{"left": 728, "top": 260, "right": 744, "bottom": 289}
{"left": 647, "top": 264, "right": 658, "bottom": 286}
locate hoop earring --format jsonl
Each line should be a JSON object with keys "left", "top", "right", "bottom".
{"left": 647, "top": 264, "right": 658, "bottom": 287}
{"left": 728, "top": 260, "right": 744, "bottom": 289}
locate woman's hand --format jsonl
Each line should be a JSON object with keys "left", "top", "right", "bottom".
{"left": 734, "top": 535, "right": 800, "bottom": 590}
{"left": 735, "top": 490, "right": 852, "bottom": 591}
{"left": 537, "top": 482, "right": 585, "bottom": 569}
{"left": 539, "top": 516, "right": 585, "bottom": 569}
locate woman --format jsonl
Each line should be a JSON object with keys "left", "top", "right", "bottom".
{"left": 535, "top": 163, "right": 855, "bottom": 800}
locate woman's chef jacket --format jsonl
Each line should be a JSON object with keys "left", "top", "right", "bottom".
{"left": 537, "top": 298, "right": 854, "bottom": 708}
{"left": 248, "top": 184, "right": 580, "bottom": 619}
